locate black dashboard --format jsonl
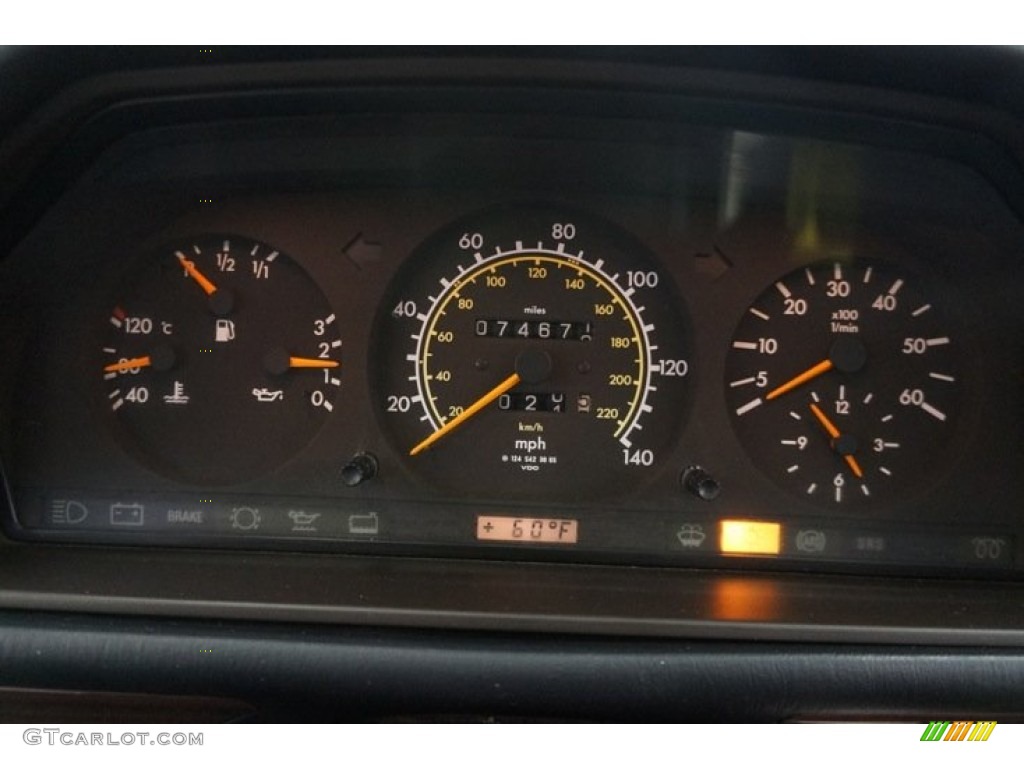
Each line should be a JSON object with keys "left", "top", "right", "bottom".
{"left": 0, "top": 47, "right": 1023, "bottom": 723}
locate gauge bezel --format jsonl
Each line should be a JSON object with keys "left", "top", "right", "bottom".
{"left": 93, "top": 234, "right": 343, "bottom": 486}
{"left": 722, "top": 257, "right": 976, "bottom": 515}
{"left": 370, "top": 204, "right": 694, "bottom": 502}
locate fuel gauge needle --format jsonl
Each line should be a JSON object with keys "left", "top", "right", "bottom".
{"left": 809, "top": 402, "right": 864, "bottom": 478}
{"left": 176, "top": 252, "right": 218, "bottom": 296}
{"left": 409, "top": 372, "right": 521, "bottom": 457}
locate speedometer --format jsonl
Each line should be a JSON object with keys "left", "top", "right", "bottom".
{"left": 373, "top": 206, "right": 692, "bottom": 501}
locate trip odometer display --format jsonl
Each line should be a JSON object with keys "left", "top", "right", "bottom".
{"left": 375, "top": 207, "right": 691, "bottom": 500}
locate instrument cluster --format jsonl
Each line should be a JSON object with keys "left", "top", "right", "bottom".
{"left": 1, "top": 110, "right": 1021, "bottom": 579}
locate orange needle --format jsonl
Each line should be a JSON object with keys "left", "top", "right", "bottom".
{"left": 176, "top": 253, "right": 218, "bottom": 296}
{"left": 809, "top": 402, "right": 864, "bottom": 478}
{"left": 809, "top": 402, "right": 841, "bottom": 438}
{"left": 104, "top": 356, "right": 152, "bottom": 373}
{"left": 410, "top": 372, "right": 521, "bottom": 457}
{"left": 289, "top": 357, "right": 340, "bottom": 369}
{"left": 766, "top": 359, "right": 833, "bottom": 401}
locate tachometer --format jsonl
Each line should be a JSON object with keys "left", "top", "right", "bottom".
{"left": 724, "top": 260, "right": 962, "bottom": 507}
{"left": 374, "top": 207, "right": 691, "bottom": 500}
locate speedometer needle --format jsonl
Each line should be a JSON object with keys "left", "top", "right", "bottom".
{"left": 409, "top": 373, "right": 521, "bottom": 457}
{"left": 809, "top": 402, "right": 864, "bottom": 478}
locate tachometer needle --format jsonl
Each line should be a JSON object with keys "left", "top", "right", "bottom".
{"left": 764, "top": 337, "right": 867, "bottom": 402}
{"left": 766, "top": 359, "right": 833, "bottom": 401}
{"left": 176, "top": 252, "right": 219, "bottom": 296}
{"left": 104, "top": 355, "right": 152, "bottom": 373}
{"left": 409, "top": 372, "right": 521, "bottom": 457}
{"left": 809, "top": 402, "right": 864, "bottom": 478}
{"left": 288, "top": 357, "right": 340, "bottom": 369}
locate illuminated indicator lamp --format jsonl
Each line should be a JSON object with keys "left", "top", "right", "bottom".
{"left": 720, "top": 520, "right": 781, "bottom": 555}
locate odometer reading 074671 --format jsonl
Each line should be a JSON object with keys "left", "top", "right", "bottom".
{"left": 374, "top": 207, "right": 692, "bottom": 501}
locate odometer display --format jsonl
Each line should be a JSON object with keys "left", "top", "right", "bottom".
{"left": 374, "top": 207, "right": 691, "bottom": 500}
{"left": 474, "top": 318, "right": 593, "bottom": 340}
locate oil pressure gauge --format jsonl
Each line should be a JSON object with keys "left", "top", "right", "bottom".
{"left": 725, "top": 260, "right": 962, "bottom": 507}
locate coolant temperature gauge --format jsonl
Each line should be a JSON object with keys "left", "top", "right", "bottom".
{"left": 101, "top": 235, "right": 342, "bottom": 484}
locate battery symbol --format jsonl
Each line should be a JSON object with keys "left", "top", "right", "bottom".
{"left": 348, "top": 511, "right": 380, "bottom": 535}
{"left": 110, "top": 503, "right": 145, "bottom": 526}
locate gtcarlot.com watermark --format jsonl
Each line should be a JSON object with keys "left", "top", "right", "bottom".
{"left": 23, "top": 729, "right": 203, "bottom": 747}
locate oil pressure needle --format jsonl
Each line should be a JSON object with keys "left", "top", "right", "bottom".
{"left": 263, "top": 348, "right": 340, "bottom": 375}
{"left": 409, "top": 372, "right": 521, "bottom": 457}
{"left": 288, "top": 357, "right": 340, "bottom": 369}
{"left": 809, "top": 402, "right": 864, "bottom": 478}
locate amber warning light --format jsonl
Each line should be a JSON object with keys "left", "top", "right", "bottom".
{"left": 720, "top": 520, "right": 782, "bottom": 555}
{"left": 477, "top": 516, "right": 579, "bottom": 544}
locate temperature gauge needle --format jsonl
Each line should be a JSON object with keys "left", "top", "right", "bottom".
{"left": 103, "top": 345, "right": 176, "bottom": 374}
{"left": 410, "top": 372, "right": 521, "bottom": 457}
{"left": 104, "top": 355, "right": 151, "bottom": 373}
{"left": 809, "top": 402, "right": 864, "bottom": 478}
{"left": 176, "top": 253, "right": 218, "bottom": 296}
{"left": 288, "top": 357, "right": 340, "bottom": 369}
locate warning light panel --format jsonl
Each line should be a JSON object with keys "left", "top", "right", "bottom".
{"left": 720, "top": 520, "right": 781, "bottom": 555}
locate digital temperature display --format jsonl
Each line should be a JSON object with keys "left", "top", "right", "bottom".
{"left": 477, "top": 516, "right": 579, "bottom": 544}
